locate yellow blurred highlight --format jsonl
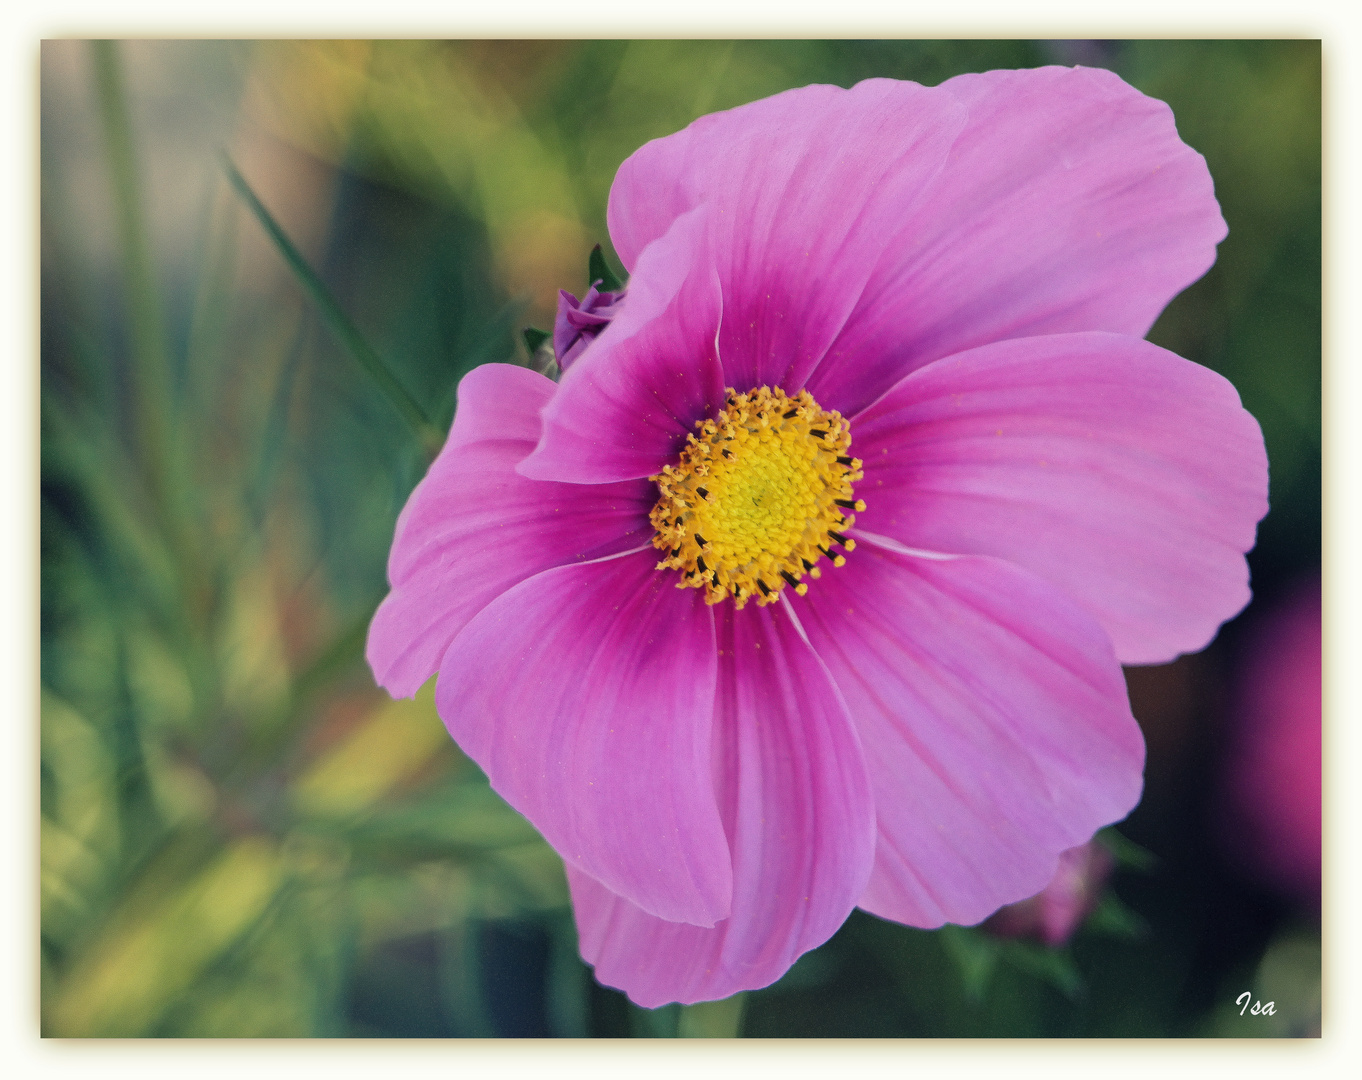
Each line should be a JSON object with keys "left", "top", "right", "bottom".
{"left": 292, "top": 681, "right": 450, "bottom": 818}
{"left": 41, "top": 694, "right": 120, "bottom": 943}
{"left": 244, "top": 40, "right": 373, "bottom": 164}
{"left": 47, "top": 837, "right": 283, "bottom": 1037}
{"left": 246, "top": 41, "right": 588, "bottom": 320}
{"left": 496, "top": 209, "right": 590, "bottom": 322}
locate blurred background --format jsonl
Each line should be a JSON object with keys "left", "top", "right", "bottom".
{"left": 39, "top": 39, "right": 1320, "bottom": 1038}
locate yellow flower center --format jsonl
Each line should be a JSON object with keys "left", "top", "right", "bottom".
{"left": 649, "top": 386, "right": 865, "bottom": 609}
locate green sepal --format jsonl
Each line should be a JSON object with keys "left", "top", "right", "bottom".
{"left": 1084, "top": 892, "right": 1149, "bottom": 940}
{"left": 1001, "top": 940, "right": 1085, "bottom": 1001}
{"left": 1095, "top": 826, "right": 1157, "bottom": 872}
{"left": 937, "top": 924, "right": 1000, "bottom": 1003}
{"left": 587, "top": 244, "right": 624, "bottom": 293}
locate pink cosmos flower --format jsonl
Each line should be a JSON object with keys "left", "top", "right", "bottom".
{"left": 367, "top": 68, "right": 1268, "bottom": 1007}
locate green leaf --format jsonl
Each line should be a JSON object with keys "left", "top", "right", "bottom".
{"left": 41, "top": 398, "right": 179, "bottom": 622}
{"left": 587, "top": 243, "right": 624, "bottom": 292}
{"left": 522, "top": 326, "right": 551, "bottom": 357}
{"left": 219, "top": 153, "right": 444, "bottom": 459}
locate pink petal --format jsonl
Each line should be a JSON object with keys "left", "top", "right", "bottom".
{"left": 808, "top": 65, "right": 1228, "bottom": 417}
{"left": 366, "top": 364, "right": 652, "bottom": 697}
{"left": 518, "top": 205, "right": 727, "bottom": 485}
{"left": 607, "top": 79, "right": 966, "bottom": 394}
{"left": 434, "top": 550, "right": 731, "bottom": 926}
{"left": 571, "top": 601, "right": 875, "bottom": 1007}
{"left": 849, "top": 332, "right": 1268, "bottom": 664}
{"left": 789, "top": 540, "right": 1145, "bottom": 928}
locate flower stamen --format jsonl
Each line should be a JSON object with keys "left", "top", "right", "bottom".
{"left": 649, "top": 385, "right": 865, "bottom": 608}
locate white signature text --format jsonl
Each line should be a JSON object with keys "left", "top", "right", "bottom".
{"left": 1236, "top": 991, "right": 1276, "bottom": 1017}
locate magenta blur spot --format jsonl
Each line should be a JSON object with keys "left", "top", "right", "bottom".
{"left": 1218, "top": 576, "right": 1321, "bottom": 911}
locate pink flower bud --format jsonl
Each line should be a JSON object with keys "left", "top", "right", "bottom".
{"left": 985, "top": 841, "right": 1116, "bottom": 946}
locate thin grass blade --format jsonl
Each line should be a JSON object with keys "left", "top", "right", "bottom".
{"left": 219, "top": 152, "right": 444, "bottom": 457}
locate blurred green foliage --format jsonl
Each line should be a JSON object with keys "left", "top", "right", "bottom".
{"left": 40, "top": 39, "right": 1319, "bottom": 1037}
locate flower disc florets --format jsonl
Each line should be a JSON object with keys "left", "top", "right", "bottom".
{"left": 649, "top": 386, "right": 866, "bottom": 608}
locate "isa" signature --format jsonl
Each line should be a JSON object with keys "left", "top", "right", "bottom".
{"left": 1237, "top": 992, "right": 1276, "bottom": 1017}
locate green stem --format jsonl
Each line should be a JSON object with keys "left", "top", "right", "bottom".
{"left": 677, "top": 993, "right": 746, "bottom": 1038}
{"left": 219, "top": 152, "right": 444, "bottom": 458}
